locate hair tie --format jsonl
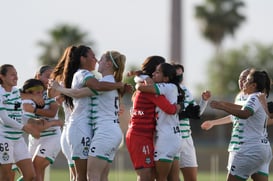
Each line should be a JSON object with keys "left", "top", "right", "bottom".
{"left": 109, "top": 51, "right": 119, "bottom": 68}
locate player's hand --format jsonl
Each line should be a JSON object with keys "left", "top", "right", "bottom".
{"left": 202, "top": 90, "right": 211, "bottom": 101}
{"left": 23, "top": 124, "right": 40, "bottom": 139}
{"left": 201, "top": 121, "right": 213, "bottom": 130}
{"left": 31, "top": 94, "right": 44, "bottom": 107}
{"left": 210, "top": 100, "right": 224, "bottom": 110}
{"left": 48, "top": 79, "right": 62, "bottom": 91}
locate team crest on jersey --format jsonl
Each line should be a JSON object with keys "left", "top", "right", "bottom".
{"left": 2, "top": 152, "right": 9, "bottom": 161}
{"left": 83, "top": 147, "right": 89, "bottom": 156}
{"left": 2, "top": 99, "right": 7, "bottom": 105}
{"left": 145, "top": 156, "right": 151, "bottom": 164}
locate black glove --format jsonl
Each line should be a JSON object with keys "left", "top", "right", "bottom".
{"left": 179, "top": 103, "right": 200, "bottom": 120}
{"left": 267, "top": 101, "right": 273, "bottom": 113}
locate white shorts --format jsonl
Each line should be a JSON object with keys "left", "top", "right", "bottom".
{"left": 229, "top": 144, "right": 272, "bottom": 179}
{"left": 179, "top": 136, "right": 198, "bottom": 168}
{"left": 60, "top": 125, "right": 74, "bottom": 167}
{"left": 227, "top": 151, "right": 236, "bottom": 171}
{"left": 28, "top": 128, "right": 61, "bottom": 164}
{"left": 67, "top": 121, "right": 92, "bottom": 160}
{"left": 0, "top": 136, "right": 31, "bottom": 164}
{"left": 154, "top": 132, "right": 182, "bottom": 162}
{"left": 89, "top": 122, "right": 122, "bottom": 162}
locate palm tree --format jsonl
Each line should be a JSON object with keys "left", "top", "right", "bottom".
{"left": 208, "top": 42, "right": 273, "bottom": 96}
{"left": 37, "top": 24, "right": 94, "bottom": 66}
{"left": 195, "top": 0, "right": 246, "bottom": 53}
{"left": 195, "top": 0, "right": 246, "bottom": 146}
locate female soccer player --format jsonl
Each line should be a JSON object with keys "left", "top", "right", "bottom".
{"left": 126, "top": 57, "right": 180, "bottom": 181}
{"left": 136, "top": 63, "right": 184, "bottom": 181}
{"left": 48, "top": 45, "right": 123, "bottom": 181}
{"left": 0, "top": 64, "right": 38, "bottom": 181}
{"left": 210, "top": 69, "right": 272, "bottom": 181}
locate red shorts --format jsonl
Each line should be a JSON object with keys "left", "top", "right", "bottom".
{"left": 126, "top": 129, "right": 155, "bottom": 169}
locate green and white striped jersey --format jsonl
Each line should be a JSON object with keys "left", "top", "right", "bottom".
{"left": 0, "top": 85, "right": 24, "bottom": 140}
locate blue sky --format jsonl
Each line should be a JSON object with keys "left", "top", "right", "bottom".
{"left": 1, "top": 0, "right": 272, "bottom": 96}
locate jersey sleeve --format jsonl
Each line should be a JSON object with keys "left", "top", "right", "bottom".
{"left": 0, "top": 110, "right": 24, "bottom": 130}
{"left": 149, "top": 95, "right": 177, "bottom": 114}
{"left": 72, "top": 69, "right": 94, "bottom": 88}
{"left": 199, "top": 98, "right": 208, "bottom": 115}
{"left": 22, "top": 99, "right": 36, "bottom": 119}
{"left": 134, "top": 75, "right": 149, "bottom": 83}
{"left": 183, "top": 85, "right": 207, "bottom": 115}
{"left": 0, "top": 89, "right": 24, "bottom": 130}
{"left": 154, "top": 83, "right": 176, "bottom": 95}
{"left": 243, "top": 93, "right": 260, "bottom": 115}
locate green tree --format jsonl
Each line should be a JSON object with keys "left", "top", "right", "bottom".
{"left": 37, "top": 24, "right": 94, "bottom": 66}
{"left": 195, "top": 0, "right": 246, "bottom": 52}
{"left": 194, "top": 0, "right": 246, "bottom": 98}
{"left": 207, "top": 42, "right": 273, "bottom": 97}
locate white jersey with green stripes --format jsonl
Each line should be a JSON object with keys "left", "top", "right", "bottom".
{"left": 42, "top": 91, "right": 59, "bottom": 127}
{"left": 227, "top": 92, "right": 271, "bottom": 178}
{"left": 154, "top": 83, "right": 180, "bottom": 135}
{"left": 0, "top": 85, "right": 24, "bottom": 140}
{"left": 22, "top": 99, "right": 38, "bottom": 119}
{"left": 70, "top": 69, "right": 94, "bottom": 126}
{"left": 23, "top": 91, "right": 59, "bottom": 137}
{"left": 89, "top": 75, "right": 122, "bottom": 162}
{"left": 228, "top": 93, "right": 248, "bottom": 152}
{"left": 179, "top": 85, "right": 208, "bottom": 139}
{"left": 240, "top": 92, "right": 269, "bottom": 145}
{"left": 90, "top": 75, "right": 119, "bottom": 126}
{"left": 153, "top": 83, "right": 182, "bottom": 161}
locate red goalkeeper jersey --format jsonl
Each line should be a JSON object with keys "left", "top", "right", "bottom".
{"left": 128, "top": 91, "right": 177, "bottom": 137}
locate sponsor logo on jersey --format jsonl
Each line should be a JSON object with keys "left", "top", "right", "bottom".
{"left": 40, "top": 148, "right": 46, "bottom": 154}
{"left": 90, "top": 147, "right": 95, "bottom": 153}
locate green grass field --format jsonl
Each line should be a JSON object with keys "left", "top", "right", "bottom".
{"left": 15, "top": 168, "right": 273, "bottom": 180}
{"left": 48, "top": 169, "right": 228, "bottom": 181}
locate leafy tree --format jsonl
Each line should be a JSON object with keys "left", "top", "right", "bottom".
{"left": 194, "top": 0, "right": 247, "bottom": 98}
{"left": 207, "top": 42, "right": 273, "bottom": 97}
{"left": 37, "top": 24, "right": 94, "bottom": 66}
{"left": 195, "top": 0, "right": 246, "bottom": 52}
